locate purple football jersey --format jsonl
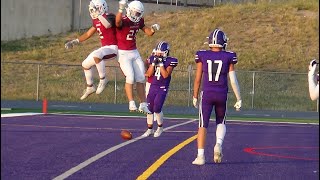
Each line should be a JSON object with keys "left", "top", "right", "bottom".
{"left": 149, "top": 56, "right": 178, "bottom": 87}
{"left": 195, "top": 50, "right": 237, "bottom": 93}
{"left": 147, "top": 56, "right": 178, "bottom": 113}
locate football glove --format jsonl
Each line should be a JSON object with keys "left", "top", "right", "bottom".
{"left": 151, "top": 24, "right": 160, "bottom": 32}
{"left": 157, "top": 57, "right": 164, "bottom": 66}
{"left": 119, "top": 0, "right": 127, "bottom": 13}
{"left": 65, "top": 39, "right": 79, "bottom": 49}
{"left": 193, "top": 97, "right": 198, "bottom": 108}
{"left": 152, "top": 57, "right": 159, "bottom": 66}
{"left": 234, "top": 100, "right": 242, "bottom": 111}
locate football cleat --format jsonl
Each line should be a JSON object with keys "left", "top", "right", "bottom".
{"left": 214, "top": 143, "right": 223, "bottom": 163}
{"left": 129, "top": 101, "right": 138, "bottom": 112}
{"left": 153, "top": 127, "right": 163, "bottom": 137}
{"left": 192, "top": 155, "right": 205, "bottom": 165}
{"left": 138, "top": 102, "right": 151, "bottom": 114}
{"left": 142, "top": 129, "right": 154, "bottom": 137}
{"left": 96, "top": 79, "right": 108, "bottom": 94}
{"left": 80, "top": 86, "right": 96, "bottom": 100}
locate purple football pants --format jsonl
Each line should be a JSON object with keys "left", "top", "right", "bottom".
{"left": 147, "top": 86, "right": 168, "bottom": 113}
{"left": 198, "top": 91, "right": 227, "bottom": 128}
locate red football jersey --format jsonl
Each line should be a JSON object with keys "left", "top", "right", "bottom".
{"left": 92, "top": 13, "right": 117, "bottom": 47}
{"left": 116, "top": 16, "right": 145, "bottom": 50}
{"left": 145, "top": 57, "right": 153, "bottom": 83}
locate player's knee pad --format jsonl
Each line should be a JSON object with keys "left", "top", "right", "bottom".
{"left": 82, "top": 56, "right": 95, "bottom": 69}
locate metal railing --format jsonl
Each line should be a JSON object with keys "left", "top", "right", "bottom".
{"left": 1, "top": 61, "right": 318, "bottom": 112}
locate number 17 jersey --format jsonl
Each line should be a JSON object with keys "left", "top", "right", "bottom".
{"left": 195, "top": 50, "right": 238, "bottom": 94}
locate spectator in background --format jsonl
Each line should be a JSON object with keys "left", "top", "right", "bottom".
{"left": 115, "top": 0, "right": 160, "bottom": 114}
{"left": 308, "top": 59, "right": 319, "bottom": 101}
{"left": 65, "top": 0, "right": 117, "bottom": 100}
{"left": 192, "top": 28, "right": 242, "bottom": 165}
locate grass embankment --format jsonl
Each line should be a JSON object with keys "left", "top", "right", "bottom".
{"left": 1, "top": 0, "right": 319, "bottom": 112}
{"left": 1, "top": 0, "right": 319, "bottom": 72}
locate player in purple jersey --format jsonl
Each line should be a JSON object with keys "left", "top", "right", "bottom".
{"left": 142, "top": 41, "right": 178, "bottom": 137}
{"left": 192, "top": 29, "right": 242, "bottom": 165}
{"left": 308, "top": 59, "right": 319, "bottom": 101}
{"left": 116, "top": 0, "right": 160, "bottom": 114}
{"left": 65, "top": 0, "right": 118, "bottom": 100}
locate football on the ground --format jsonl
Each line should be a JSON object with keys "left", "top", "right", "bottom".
{"left": 121, "top": 130, "right": 132, "bottom": 140}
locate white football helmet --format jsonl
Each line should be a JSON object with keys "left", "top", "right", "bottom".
{"left": 126, "top": 0, "right": 144, "bottom": 23}
{"left": 88, "top": 0, "right": 108, "bottom": 19}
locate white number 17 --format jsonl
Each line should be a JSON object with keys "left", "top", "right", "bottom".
{"left": 207, "top": 60, "right": 222, "bottom": 82}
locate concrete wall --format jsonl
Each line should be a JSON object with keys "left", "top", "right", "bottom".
{"left": 1, "top": 0, "right": 73, "bottom": 41}
{"left": 1, "top": 0, "right": 234, "bottom": 41}
{"left": 69, "top": 0, "right": 192, "bottom": 32}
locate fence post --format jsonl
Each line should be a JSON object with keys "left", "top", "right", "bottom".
{"left": 36, "top": 64, "right": 40, "bottom": 101}
{"left": 114, "top": 68, "right": 117, "bottom": 104}
{"left": 78, "top": 0, "right": 82, "bottom": 32}
{"left": 251, "top": 71, "right": 255, "bottom": 109}
{"left": 188, "top": 65, "right": 192, "bottom": 107}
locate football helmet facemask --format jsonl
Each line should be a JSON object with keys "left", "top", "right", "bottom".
{"left": 154, "top": 41, "right": 170, "bottom": 58}
{"left": 207, "top": 29, "right": 228, "bottom": 50}
{"left": 126, "top": 0, "right": 144, "bottom": 23}
{"left": 88, "top": 0, "right": 108, "bottom": 19}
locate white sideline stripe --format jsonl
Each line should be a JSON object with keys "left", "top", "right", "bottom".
{"left": 52, "top": 119, "right": 197, "bottom": 180}
{"left": 1, "top": 108, "right": 12, "bottom": 110}
{"left": 1, "top": 113, "right": 42, "bottom": 118}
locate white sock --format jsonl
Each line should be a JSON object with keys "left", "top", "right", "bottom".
{"left": 147, "top": 113, "right": 153, "bottom": 124}
{"left": 216, "top": 124, "right": 226, "bottom": 145}
{"left": 84, "top": 69, "right": 93, "bottom": 86}
{"left": 155, "top": 111, "right": 163, "bottom": 125}
{"left": 197, "top": 149, "right": 204, "bottom": 157}
{"left": 95, "top": 60, "right": 106, "bottom": 79}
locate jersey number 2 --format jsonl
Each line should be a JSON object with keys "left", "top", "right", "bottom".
{"left": 207, "top": 60, "right": 222, "bottom": 82}
{"left": 97, "top": 28, "right": 103, "bottom": 39}
{"left": 126, "top": 30, "right": 138, "bottom": 40}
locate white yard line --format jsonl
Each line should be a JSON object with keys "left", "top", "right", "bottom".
{"left": 52, "top": 119, "right": 196, "bottom": 180}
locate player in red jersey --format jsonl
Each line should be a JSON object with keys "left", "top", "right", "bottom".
{"left": 65, "top": 0, "right": 118, "bottom": 100}
{"left": 116, "top": 0, "right": 160, "bottom": 114}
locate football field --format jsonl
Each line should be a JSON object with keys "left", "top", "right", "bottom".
{"left": 1, "top": 113, "right": 319, "bottom": 179}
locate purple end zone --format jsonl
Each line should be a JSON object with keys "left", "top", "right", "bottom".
{"left": 1, "top": 115, "right": 319, "bottom": 179}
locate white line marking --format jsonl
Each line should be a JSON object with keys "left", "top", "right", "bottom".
{"left": 1, "top": 108, "right": 12, "bottom": 110}
{"left": 52, "top": 119, "right": 197, "bottom": 180}
{"left": 1, "top": 113, "right": 42, "bottom": 118}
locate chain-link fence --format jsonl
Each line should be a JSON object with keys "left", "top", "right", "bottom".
{"left": 1, "top": 61, "right": 318, "bottom": 112}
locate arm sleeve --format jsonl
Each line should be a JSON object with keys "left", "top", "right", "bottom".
{"left": 97, "top": 14, "right": 112, "bottom": 28}
{"left": 229, "top": 70, "right": 241, "bottom": 101}
{"left": 308, "top": 73, "right": 319, "bottom": 101}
